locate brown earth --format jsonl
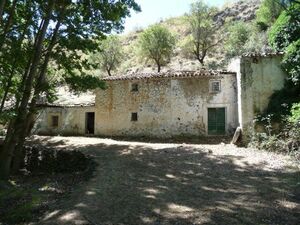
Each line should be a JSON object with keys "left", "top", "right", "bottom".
{"left": 29, "top": 136, "right": 300, "bottom": 225}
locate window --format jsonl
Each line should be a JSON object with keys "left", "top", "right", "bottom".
{"left": 51, "top": 115, "right": 59, "bottom": 127}
{"left": 131, "top": 112, "right": 138, "bottom": 121}
{"left": 131, "top": 83, "right": 138, "bottom": 92}
{"left": 210, "top": 80, "right": 221, "bottom": 92}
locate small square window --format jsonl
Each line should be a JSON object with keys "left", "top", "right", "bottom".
{"left": 131, "top": 83, "right": 138, "bottom": 92}
{"left": 210, "top": 80, "right": 221, "bottom": 92}
{"left": 131, "top": 112, "right": 138, "bottom": 121}
{"left": 51, "top": 115, "right": 59, "bottom": 127}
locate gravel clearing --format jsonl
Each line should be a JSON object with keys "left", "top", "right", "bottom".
{"left": 30, "top": 136, "right": 300, "bottom": 225}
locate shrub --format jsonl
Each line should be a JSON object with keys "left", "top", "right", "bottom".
{"left": 249, "top": 107, "right": 300, "bottom": 161}
{"left": 282, "top": 39, "right": 300, "bottom": 84}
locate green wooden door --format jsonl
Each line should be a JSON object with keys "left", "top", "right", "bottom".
{"left": 208, "top": 108, "right": 226, "bottom": 135}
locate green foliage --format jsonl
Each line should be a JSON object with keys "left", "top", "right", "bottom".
{"left": 250, "top": 112, "right": 300, "bottom": 160}
{"left": 187, "top": 0, "right": 220, "bottom": 65}
{"left": 256, "top": 0, "right": 283, "bottom": 29}
{"left": 268, "top": 3, "right": 300, "bottom": 51}
{"left": 282, "top": 39, "right": 300, "bottom": 84}
{"left": 224, "top": 21, "right": 251, "bottom": 57}
{"left": 0, "top": 185, "right": 42, "bottom": 224}
{"left": 91, "top": 35, "right": 123, "bottom": 76}
{"left": 268, "top": 3, "right": 300, "bottom": 85}
{"left": 138, "top": 24, "right": 176, "bottom": 72}
{"left": 244, "top": 29, "right": 270, "bottom": 53}
{"left": 289, "top": 102, "right": 300, "bottom": 123}
{"left": 265, "top": 80, "right": 300, "bottom": 120}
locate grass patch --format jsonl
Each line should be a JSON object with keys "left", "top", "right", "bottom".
{"left": 0, "top": 181, "right": 42, "bottom": 224}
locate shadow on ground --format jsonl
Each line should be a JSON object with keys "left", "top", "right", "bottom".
{"left": 34, "top": 137, "right": 300, "bottom": 225}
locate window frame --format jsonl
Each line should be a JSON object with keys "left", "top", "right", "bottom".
{"left": 210, "top": 80, "right": 221, "bottom": 93}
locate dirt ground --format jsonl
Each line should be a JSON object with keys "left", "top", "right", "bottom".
{"left": 30, "top": 136, "right": 300, "bottom": 225}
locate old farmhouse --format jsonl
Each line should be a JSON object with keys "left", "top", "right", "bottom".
{"left": 35, "top": 54, "right": 286, "bottom": 139}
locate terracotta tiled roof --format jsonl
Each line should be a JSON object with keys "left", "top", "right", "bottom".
{"left": 103, "top": 70, "right": 236, "bottom": 81}
{"left": 242, "top": 52, "right": 284, "bottom": 57}
{"left": 37, "top": 103, "right": 95, "bottom": 108}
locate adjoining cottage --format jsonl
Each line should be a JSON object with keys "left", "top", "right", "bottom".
{"left": 228, "top": 53, "right": 286, "bottom": 138}
{"left": 35, "top": 53, "right": 287, "bottom": 140}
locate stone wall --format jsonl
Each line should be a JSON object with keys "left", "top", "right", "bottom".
{"left": 35, "top": 106, "right": 95, "bottom": 135}
{"left": 229, "top": 55, "right": 287, "bottom": 137}
{"left": 95, "top": 75, "right": 238, "bottom": 137}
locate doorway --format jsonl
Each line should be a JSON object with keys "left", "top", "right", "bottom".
{"left": 208, "top": 108, "right": 226, "bottom": 135}
{"left": 85, "top": 112, "right": 95, "bottom": 134}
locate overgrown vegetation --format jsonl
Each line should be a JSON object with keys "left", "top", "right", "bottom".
{"left": 250, "top": 103, "right": 300, "bottom": 161}
{"left": 249, "top": 1, "right": 300, "bottom": 155}
{"left": 263, "top": 1, "right": 300, "bottom": 117}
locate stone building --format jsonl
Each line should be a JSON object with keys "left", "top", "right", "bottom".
{"left": 228, "top": 53, "right": 286, "bottom": 136}
{"left": 35, "top": 53, "right": 287, "bottom": 139}
{"left": 95, "top": 70, "right": 238, "bottom": 137}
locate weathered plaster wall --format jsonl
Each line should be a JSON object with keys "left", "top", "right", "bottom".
{"left": 230, "top": 55, "right": 286, "bottom": 134}
{"left": 95, "top": 75, "right": 238, "bottom": 137}
{"left": 35, "top": 106, "right": 95, "bottom": 135}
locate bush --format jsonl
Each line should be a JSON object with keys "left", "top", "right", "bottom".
{"left": 282, "top": 39, "right": 300, "bottom": 84}
{"left": 268, "top": 3, "right": 300, "bottom": 51}
{"left": 256, "top": 0, "right": 283, "bottom": 29}
{"left": 25, "top": 146, "right": 91, "bottom": 173}
{"left": 289, "top": 102, "right": 300, "bottom": 123}
{"left": 249, "top": 107, "right": 300, "bottom": 161}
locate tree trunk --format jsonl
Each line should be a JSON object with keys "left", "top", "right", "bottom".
{"left": 0, "top": 0, "right": 6, "bottom": 25}
{"left": 0, "top": 1, "right": 54, "bottom": 180}
{"left": 0, "top": 69, "right": 15, "bottom": 113}
{"left": 0, "top": 0, "right": 17, "bottom": 50}
{"left": 155, "top": 60, "right": 161, "bottom": 73}
{"left": 0, "top": 13, "right": 32, "bottom": 113}
{"left": 107, "top": 69, "right": 112, "bottom": 76}
{"left": 11, "top": 9, "right": 63, "bottom": 174}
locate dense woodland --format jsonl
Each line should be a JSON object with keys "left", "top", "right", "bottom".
{"left": 0, "top": 0, "right": 299, "bottom": 181}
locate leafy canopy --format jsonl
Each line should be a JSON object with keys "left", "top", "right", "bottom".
{"left": 187, "top": 0, "right": 220, "bottom": 65}
{"left": 138, "top": 24, "right": 175, "bottom": 72}
{"left": 91, "top": 35, "right": 123, "bottom": 77}
{"left": 269, "top": 2, "right": 300, "bottom": 84}
{"left": 256, "top": 0, "right": 284, "bottom": 29}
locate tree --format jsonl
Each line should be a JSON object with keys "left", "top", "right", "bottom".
{"left": 256, "top": 0, "right": 284, "bottom": 29}
{"left": 224, "top": 21, "right": 251, "bottom": 57}
{"left": 138, "top": 24, "right": 175, "bottom": 72}
{"left": 92, "top": 36, "right": 123, "bottom": 76}
{"left": 269, "top": 2, "right": 300, "bottom": 84}
{"left": 187, "top": 0, "right": 221, "bottom": 65}
{"left": 0, "top": 0, "right": 140, "bottom": 180}
{"left": 263, "top": 2, "right": 300, "bottom": 121}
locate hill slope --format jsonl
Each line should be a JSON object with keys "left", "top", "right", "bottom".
{"left": 115, "top": 0, "right": 261, "bottom": 75}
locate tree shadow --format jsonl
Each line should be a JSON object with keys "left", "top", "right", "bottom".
{"left": 36, "top": 138, "right": 300, "bottom": 225}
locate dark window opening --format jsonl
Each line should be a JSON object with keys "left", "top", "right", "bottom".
{"left": 131, "top": 112, "right": 138, "bottom": 121}
{"left": 131, "top": 83, "right": 138, "bottom": 92}
{"left": 51, "top": 115, "right": 59, "bottom": 127}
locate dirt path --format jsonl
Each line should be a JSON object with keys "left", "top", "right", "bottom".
{"left": 32, "top": 136, "right": 300, "bottom": 225}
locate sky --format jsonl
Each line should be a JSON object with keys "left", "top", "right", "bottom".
{"left": 123, "top": 0, "right": 233, "bottom": 33}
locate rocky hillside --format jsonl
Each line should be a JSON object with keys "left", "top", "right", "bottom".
{"left": 115, "top": 0, "right": 261, "bottom": 75}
